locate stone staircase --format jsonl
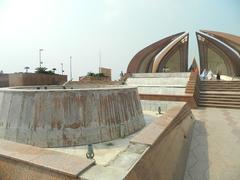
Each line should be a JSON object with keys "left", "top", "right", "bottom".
{"left": 198, "top": 80, "right": 240, "bottom": 109}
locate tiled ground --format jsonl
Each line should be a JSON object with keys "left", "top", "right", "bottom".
{"left": 184, "top": 107, "right": 240, "bottom": 180}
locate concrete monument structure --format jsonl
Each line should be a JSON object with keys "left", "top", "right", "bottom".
{"left": 197, "top": 30, "right": 240, "bottom": 76}
{"left": 127, "top": 32, "right": 189, "bottom": 73}
{"left": 127, "top": 30, "right": 240, "bottom": 76}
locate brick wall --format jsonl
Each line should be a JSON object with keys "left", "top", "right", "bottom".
{"left": 0, "top": 74, "right": 9, "bottom": 87}
{"left": 9, "top": 73, "right": 67, "bottom": 86}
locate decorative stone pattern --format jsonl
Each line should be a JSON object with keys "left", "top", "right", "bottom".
{"left": 0, "top": 86, "right": 145, "bottom": 147}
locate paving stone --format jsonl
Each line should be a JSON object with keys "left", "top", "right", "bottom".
{"left": 184, "top": 107, "right": 240, "bottom": 180}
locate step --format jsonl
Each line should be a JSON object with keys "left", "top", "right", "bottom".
{"left": 200, "top": 91, "right": 240, "bottom": 95}
{"left": 200, "top": 80, "right": 240, "bottom": 82}
{"left": 200, "top": 86, "right": 240, "bottom": 89}
{"left": 198, "top": 100, "right": 240, "bottom": 105}
{"left": 198, "top": 103, "right": 240, "bottom": 109}
{"left": 200, "top": 82, "right": 240, "bottom": 84}
{"left": 199, "top": 96, "right": 240, "bottom": 102}
{"left": 200, "top": 84, "right": 240, "bottom": 86}
{"left": 200, "top": 85, "right": 240, "bottom": 87}
{"left": 200, "top": 89, "right": 240, "bottom": 92}
{"left": 199, "top": 94, "right": 240, "bottom": 98}
{"left": 200, "top": 87, "right": 240, "bottom": 92}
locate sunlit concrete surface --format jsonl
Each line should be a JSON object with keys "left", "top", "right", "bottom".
{"left": 49, "top": 111, "right": 159, "bottom": 165}
{"left": 126, "top": 73, "right": 190, "bottom": 95}
{"left": 184, "top": 107, "right": 240, "bottom": 180}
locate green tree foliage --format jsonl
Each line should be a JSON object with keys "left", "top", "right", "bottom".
{"left": 86, "top": 72, "right": 106, "bottom": 77}
{"left": 35, "top": 67, "right": 55, "bottom": 75}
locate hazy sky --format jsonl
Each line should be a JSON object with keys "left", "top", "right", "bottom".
{"left": 0, "top": 0, "right": 239, "bottom": 80}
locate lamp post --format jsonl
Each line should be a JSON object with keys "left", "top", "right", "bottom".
{"left": 70, "top": 56, "right": 72, "bottom": 81}
{"left": 99, "top": 50, "right": 101, "bottom": 73}
{"left": 61, "top": 63, "right": 64, "bottom": 75}
{"left": 24, "top": 66, "right": 30, "bottom": 73}
{"left": 39, "top": 49, "right": 44, "bottom": 67}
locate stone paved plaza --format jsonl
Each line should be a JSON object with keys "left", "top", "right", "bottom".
{"left": 184, "top": 107, "right": 240, "bottom": 180}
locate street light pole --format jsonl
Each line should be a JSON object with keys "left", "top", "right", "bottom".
{"left": 61, "top": 63, "right": 64, "bottom": 75}
{"left": 39, "top": 49, "right": 44, "bottom": 67}
{"left": 70, "top": 56, "right": 72, "bottom": 81}
{"left": 99, "top": 50, "right": 101, "bottom": 73}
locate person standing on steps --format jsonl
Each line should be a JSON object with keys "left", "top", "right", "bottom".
{"left": 216, "top": 71, "right": 221, "bottom": 80}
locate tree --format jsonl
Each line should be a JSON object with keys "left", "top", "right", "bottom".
{"left": 24, "top": 66, "right": 30, "bottom": 73}
{"left": 35, "top": 67, "right": 55, "bottom": 75}
{"left": 52, "top": 68, "right": 56, "bottom": 73}
{"left": 86, "top": 72, "right": 106, "bottom": 77}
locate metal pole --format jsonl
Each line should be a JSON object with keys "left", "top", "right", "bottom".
{"left": 61, "top": 63, "right": 64, "bottom": 75}
{"left": 39, "top": 49, "right": 43, "bottom": 67}
{"left": 39, "top": 49, "right": 41, "bottom": 67}
{"left": 99, "top": 50, "right": 101, "bottom": 73}
{"left": 70, "top": 56, "right": 72, "bottom": 81}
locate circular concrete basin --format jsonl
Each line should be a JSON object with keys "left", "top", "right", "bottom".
{"left": 0, "top": 85, "right": 145, "bottom": 147}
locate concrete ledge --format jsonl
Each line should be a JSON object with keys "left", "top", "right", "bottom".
{"left": 0, "top": 139, "right": 94, "bottom": 179}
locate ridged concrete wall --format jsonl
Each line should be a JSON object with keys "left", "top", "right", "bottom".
{"left": 0, "top": 86, "right": 145, "bottom": 147}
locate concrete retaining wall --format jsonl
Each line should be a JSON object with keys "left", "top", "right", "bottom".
{"left": 0, "top": 86, "right": 145, "bottom": 147}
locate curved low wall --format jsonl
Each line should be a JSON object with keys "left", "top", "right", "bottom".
{"left": 0, "top": 86, "right": 145, "bottom": 147}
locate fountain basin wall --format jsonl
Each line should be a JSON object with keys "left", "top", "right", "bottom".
{"left": 0, "top": 86, "right": 145, "bottom": 147}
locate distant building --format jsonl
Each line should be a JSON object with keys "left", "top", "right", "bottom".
{"left": 99, "top": 67, "right": 112, "bottom": 80}
{"left": 0, "top": 73, "right": 67, "bottom": 87}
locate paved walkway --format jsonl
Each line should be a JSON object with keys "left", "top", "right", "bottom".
{"left": 184, "top": 107, "right": 240, "bottom": 180}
